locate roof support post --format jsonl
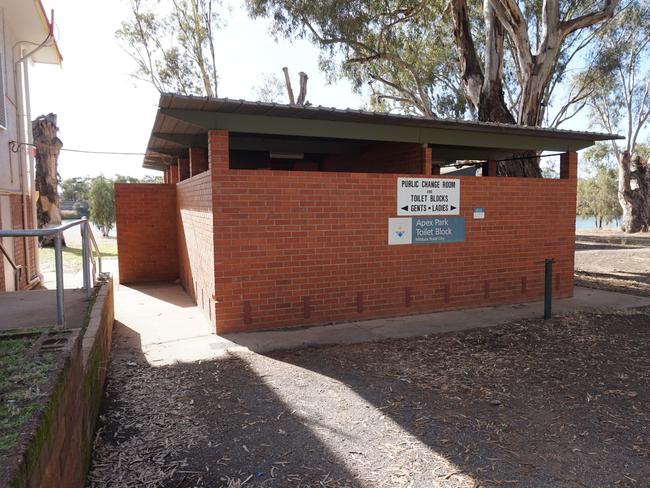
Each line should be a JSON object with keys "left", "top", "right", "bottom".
{"left": 208, "top": 129, "right": 229, "bottom": 335}
{"left": 169, "top": 164, "right": 179, "bottom": 184}
{"left": 189, "top": 147, "right": 208, "bottom": 176}
{"left": 208, "top": 130, "right": 229, "bottom": 173}
{"left": 421, "top": 145, "right": 432, "bottom": 175}
{"left": 483, "top": 160, "right": 498, "bottom": 176}
{"left": 560, "top": 151, "right": 577, "bottom": 180}
{"left": 178, "top": 158, "right": 190, "bottom": 181}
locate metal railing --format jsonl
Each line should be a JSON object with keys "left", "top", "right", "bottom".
{"left": 0, "top": 241, "right": 23, "bottom": 290}
{"left": 0, "top": 218, "right": 102, "bottom": 326}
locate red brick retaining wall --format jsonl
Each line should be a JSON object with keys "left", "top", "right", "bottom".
{"left": 6, "top": 277, "right": 114, "bottom": 488}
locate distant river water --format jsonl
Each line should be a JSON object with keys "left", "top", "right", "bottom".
{"left": 575, "top": 216, "right": 618, "bottom": 230}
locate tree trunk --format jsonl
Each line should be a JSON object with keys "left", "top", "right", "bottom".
{"left": 296, "top": 72, "right": 308, "bottom": 105}
{"left": 475, "top": 2, "right": 541, "bottom": 177}
{"left": 282, "top": 67, "right": 295, "bottom": 104}
{"left": 477, "top": 95, "right": 541, "bottom": 177}
{"left": 618, "top": 151, "right": 650, "bottom": 233}
{"left": 33, "top": 114, "right": 64, "bottom": 247}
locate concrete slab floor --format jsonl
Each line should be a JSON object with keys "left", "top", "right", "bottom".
{"left": 0, "top": 288, "right": 89, "bottom": 330}
{"left": 113, "top": 282, "right": 650, "bottom": 366}
{"left": 113, "top": 282, "right": 227, "bottom": 366}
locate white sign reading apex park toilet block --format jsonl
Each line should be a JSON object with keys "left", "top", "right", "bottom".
{"left": 397, "top": 178, "right": 460, "bottom": 216}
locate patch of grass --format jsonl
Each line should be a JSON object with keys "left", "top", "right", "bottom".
{"left": 39, "top": 242, "right": 117, "bottom": 274}
{"left": 0, "top": 331, "right": 57, "bottom": 454}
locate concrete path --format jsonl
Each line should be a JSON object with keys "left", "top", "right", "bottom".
{"left": 113, "top": 282, "right": 650, "bottom": 365}
{"left": 0, "top": 288, "right": 88, "bottom": 330}
{"left": 113, "top": 282, "right": 223, "bottom": 366}
{"left": 223, "top": 287, "right": 650, "bottom": 353}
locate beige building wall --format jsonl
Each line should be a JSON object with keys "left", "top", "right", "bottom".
{"left": 0, "top": 6, "right": 42, "bottom": 291}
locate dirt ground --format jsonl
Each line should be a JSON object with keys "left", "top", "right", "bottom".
{"left": 86, "top": 230, "right": 650, "bottom": 487}
{"left": 575, "top": 230, "right": 650, "bottom": 295}
{"left": 88, "top": 306, "right": 650, "bottom": 488}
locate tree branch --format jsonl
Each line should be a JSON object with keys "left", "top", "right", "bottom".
{"left": 488, "top": 0, "right": 532, "bottom": 69}
{"left": 560, "top": 0, "right": 618, "bottom": 38}
{"left": 369, "top": 71, "right": 433, "bottom": 116}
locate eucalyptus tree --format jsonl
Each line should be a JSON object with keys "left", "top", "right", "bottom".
{"left": 117, "top": 0, "right": 222, "bottom": 96}
{"left": 578, "top": 1, "right": 650, "bottom": 232}
{"left": 577, "top": 143, "right": 622, "bottom": 228}
{"left": 89, "top": 176, "right": 116, "bottom": 238}
{"left": 247, "top": 0, "right": 618, "bottom": 175}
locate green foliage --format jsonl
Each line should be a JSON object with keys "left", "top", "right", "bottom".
{"left": 252, "top": 72, "right": 286, "bottom": 103}
{"left": 60, "top": 177, "right": 90, "bottom": 202}
{"left": 89, "top": 176, "right": 116, "bottom": 238}
{"left": 635, "top": 143, "right": 650, "bottom": 163}
{"left": 116, "top": 0, "right": 223, "bottom": 96}
{"left": 114, "top": 174, "right": 141, "bottom": 184}
{"left": 578, "top": 143, "right": 621, "bottom": 226}
{"left": 140, "top": 174, "right": 164, "bottom": 184}
{"left": 248, "top": 0, "right": 466, "bottom": 117}
{"left": 114, "top": 174, "right": 163, "bottom": 184}
{"left": 74, "top": 200, "right": 90, "bottom": 217}
{"left": 247, "top": 0, "right": 616, "bottom": 123}
{"left": 578, "top": 0, "right": 650, "bottom": 150}
{"left": 577, "top": 164, "right": 621, "bottom": 228}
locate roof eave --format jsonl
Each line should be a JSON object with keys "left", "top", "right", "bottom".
{"left": 35, "top": 0, "right": 62, "bottom": 65}
{"left": 143, "top": 94, "right": 623, "bottom": 168}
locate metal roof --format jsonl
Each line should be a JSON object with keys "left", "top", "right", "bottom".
{"left": 144, "top": 93, "right": 623, "bottom": 170}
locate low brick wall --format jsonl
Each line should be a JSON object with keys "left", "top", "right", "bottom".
{"left": 5, "top": 277, "right": 114, "bottom": 488}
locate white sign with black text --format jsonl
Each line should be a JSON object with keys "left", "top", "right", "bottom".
{"left": 397, "top": 178, "right": 460, "bottom": 216}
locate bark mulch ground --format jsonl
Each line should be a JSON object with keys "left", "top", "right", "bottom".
{"left": 88, "top": 308, "right": 649, "bottom": 488}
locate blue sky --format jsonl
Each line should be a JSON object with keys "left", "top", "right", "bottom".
{"left": 31, "top": 0, "right": 362, "bottom": 179}
{"left": 30, "top": 1, "right": 645, "bottom": 180}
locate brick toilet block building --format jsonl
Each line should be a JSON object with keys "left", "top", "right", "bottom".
{"left": 115, "top": 95, "right": 620, "bottom": 334}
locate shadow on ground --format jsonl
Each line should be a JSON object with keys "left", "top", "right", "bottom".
{"left": 575, "top": 241, "right": 645, "bottom": 251}
{"left": 577, "top": 269, "right": 650, "bottom": 284}
{"left": 88, "top": 307, "right": 650, "bottom": 487}
{"left": 121, "top": 282, "right": 197, "bottom": 309}
{"left": 88, "top": 322, "right": 360, "bottom": 487}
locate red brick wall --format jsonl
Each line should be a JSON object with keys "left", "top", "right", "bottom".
{"left": 177, "top": 172, "right": 216, "bottom": 324}
{"left": 210, "top": 130, "right": 577, "bottom": 333}
{"left": 115, "top": 184, "right": 179, "bottom": 283}
{"left": 0, "top": 194, "right": 38, "bottom": 291}
{"left": 322, "top": 142, "right": 429, "bottom": 174}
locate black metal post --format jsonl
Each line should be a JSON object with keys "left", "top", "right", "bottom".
{"left": 544, "top": 258, "right": 555, "bottom": 320}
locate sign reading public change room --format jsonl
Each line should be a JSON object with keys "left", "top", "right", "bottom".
{"left": 388, "top": 217, "right": 466, "bottom": 245}
{"left": 397, "top": 177, "right": 460, "bottom": 216}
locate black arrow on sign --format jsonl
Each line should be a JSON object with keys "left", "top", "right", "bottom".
{"left": 450, "top": 205, "right": 457, "bottom": 210}
{"left": 401, "top": 205, "right": 409, "bottom": 211}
